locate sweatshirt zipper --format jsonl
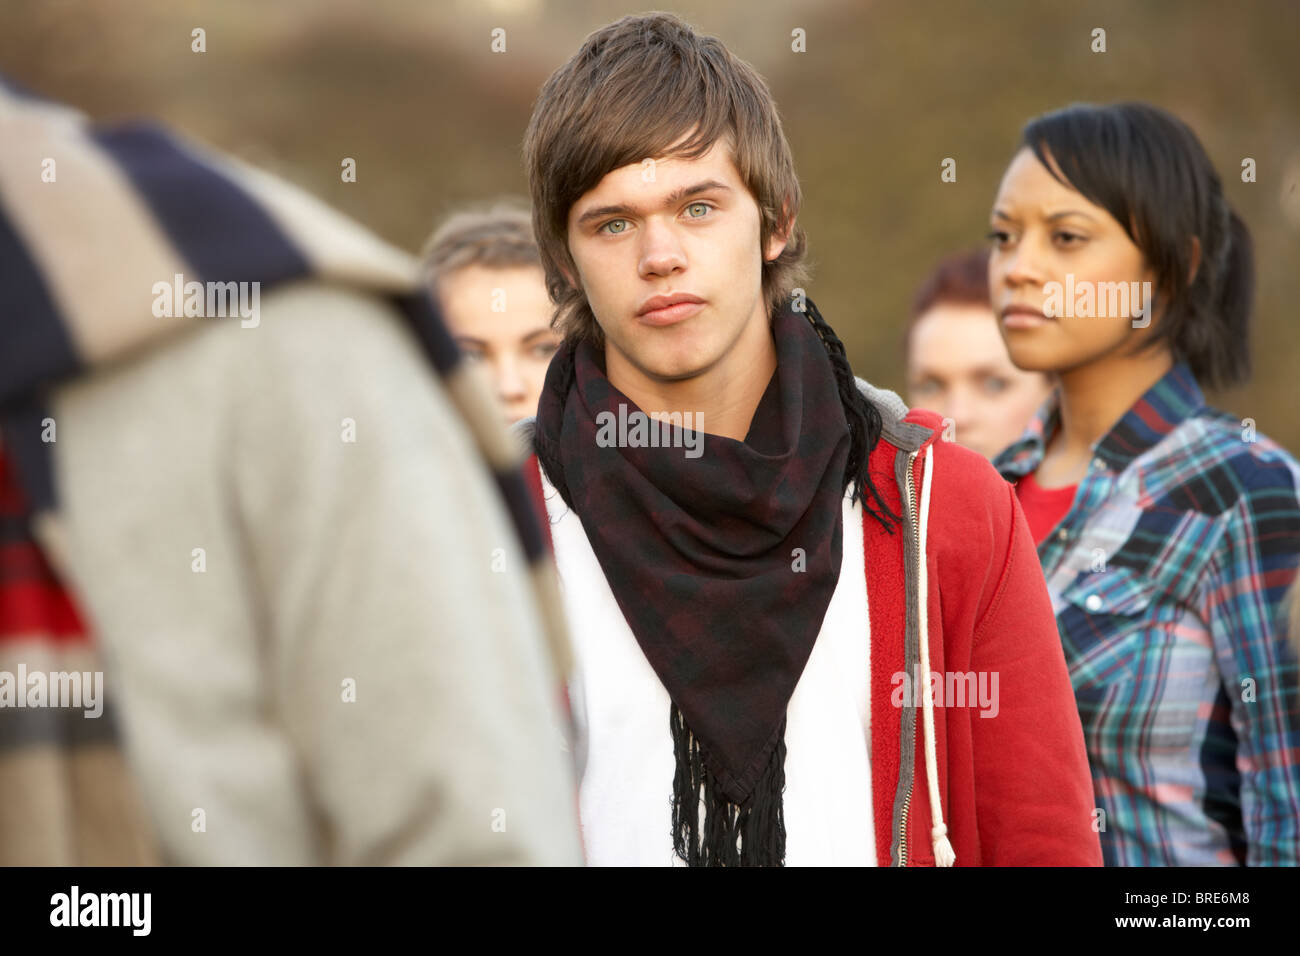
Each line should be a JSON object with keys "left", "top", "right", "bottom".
{"left": 897, "top": 449, "right": 920, "bottom": 867}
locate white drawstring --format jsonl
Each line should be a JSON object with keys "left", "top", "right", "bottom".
{"left": 916, "top": 444, "right": 956, "bottom": 867}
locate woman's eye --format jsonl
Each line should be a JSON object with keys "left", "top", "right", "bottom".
{"left": 981, "top": 376, "right": 1009, "bottom": 395}
{"left": 460, "top": 346, "right": 486, "bottom": 363}
{"left": 1054, "top": 231, "right": 1086, "bottom": 247}
{"left": 530, "top": 342, "right": 560, "bottom": 360}
{"left": 986, "top": 229, "right": 1012, "bottom": 248}
{"left": 601, "top": 219, "right": 629, "bottom": 235}
{"left": 685, "top": 202, "right": 712, "bottom": 219}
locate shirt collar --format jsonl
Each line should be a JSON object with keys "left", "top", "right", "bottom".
{"left": 993, "top": 361, "right": 1205, "bottom": 479}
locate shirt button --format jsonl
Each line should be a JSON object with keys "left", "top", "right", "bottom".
{"left": 1085, "top": 594, "right": 1103, "bottom": 612}
{"left": 1057, "top": 527, "right": 1070, "bottom": 541}
{"left": 1091, "top": 457, "right": 1106, "bottom": 471}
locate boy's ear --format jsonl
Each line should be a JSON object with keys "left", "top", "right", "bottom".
{"left": 557, "top": 247, "right": 581, "bottom": 291}
{"left": 764, "top": 199, "right": 795, "bottom": 263}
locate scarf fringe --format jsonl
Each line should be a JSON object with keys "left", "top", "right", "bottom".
{"left": 670, "top": 704, "right": 787, "bottom": 866}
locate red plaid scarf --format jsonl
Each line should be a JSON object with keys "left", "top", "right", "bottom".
{"left": 0, "top": 444, "right": 156, "bottom": 863}
{"left": 0, "top": 450, "right": 84, "bottom": 639}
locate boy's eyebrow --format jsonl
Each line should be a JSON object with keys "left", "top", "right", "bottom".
{"left": 574, "top": 179, "right": 732, "bottom": 227}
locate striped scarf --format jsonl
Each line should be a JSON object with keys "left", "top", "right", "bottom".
{"left": 0, "top": 78, "right": 569, "bottom": 863}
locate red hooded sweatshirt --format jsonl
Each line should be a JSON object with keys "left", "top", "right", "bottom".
{"left": 521, "top": 381, "right": 1102, "bottom": 866}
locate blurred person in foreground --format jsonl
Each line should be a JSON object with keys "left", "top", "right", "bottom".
{"left": 0, "top": 78, "right": 581, "bottom": 865}
{"left": 905, "top": 248, "right": 1053, "bottom": 461}
{"left": 422, "top": 201, "right": 562, "bottom": 426}
{"left": 514, "top": 13, "right": 1101, "bottom": 867}
{"left": 990, "top": 102, "right": 1300, "bottom": 865}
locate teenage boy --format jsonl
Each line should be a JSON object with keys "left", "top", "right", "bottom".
{"left": 515, "top": 13, "right": 1102, "bottom": 866}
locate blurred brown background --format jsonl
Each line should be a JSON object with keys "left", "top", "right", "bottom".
{"left": 3, "top": 0, "right": 1297, "bottom": 447}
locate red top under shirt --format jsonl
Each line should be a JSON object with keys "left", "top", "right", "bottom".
{"left": 1015, "top": 471, "right": 1078, "bottom": 547}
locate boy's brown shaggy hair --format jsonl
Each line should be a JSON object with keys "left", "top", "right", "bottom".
{"left": 522, "top": 12, "right": 808, "bottom": 345}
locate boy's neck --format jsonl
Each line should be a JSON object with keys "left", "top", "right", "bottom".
{"left": 605, "top": 303, "right": 778, "bottom": 442}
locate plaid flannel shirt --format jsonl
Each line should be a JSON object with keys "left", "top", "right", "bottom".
{"left": 994, "top": 361, "right": 1300, "bottom": 865}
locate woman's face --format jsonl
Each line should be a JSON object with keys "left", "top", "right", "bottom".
{"left": 437, "top": 264, "right": 561, "bottom": 425}
{"left": 907, "top": 303, "right": 1054, "bottom": 461}
{"left": 988, "top": 147, "right": 1159, "bottom": 374}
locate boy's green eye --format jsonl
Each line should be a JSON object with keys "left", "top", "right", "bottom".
{"left": 603, "top": 219, "right": 628, "bottom": 234}
{"left": 686, "top": 202, "right": 710, "bottom": 218}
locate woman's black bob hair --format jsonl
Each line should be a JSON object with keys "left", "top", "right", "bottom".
{"left": 1016, "top": 102, "right": 1254, "bottom": 390}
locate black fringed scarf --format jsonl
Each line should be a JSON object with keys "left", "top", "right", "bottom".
{"left": 534, "top": 300, "right": 850, "bottom": 866}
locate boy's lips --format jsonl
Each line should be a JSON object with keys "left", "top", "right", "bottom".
{"left": 637, "top": 293, "right": 705, "bottom": 327}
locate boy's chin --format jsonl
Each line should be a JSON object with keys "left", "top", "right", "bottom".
{"left": 608, "top": 337, "right": 715, "bottom": 384}
{"left": 633, "top": 348, "right": 720, "bottom": 383}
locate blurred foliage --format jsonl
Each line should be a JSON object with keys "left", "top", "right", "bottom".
{"left": 3, "top": 0, "right": 1297, "bottom": 446}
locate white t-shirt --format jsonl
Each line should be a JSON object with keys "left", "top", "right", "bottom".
{"left": 540, "top": 468, "right": 876, "bottom": 866}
